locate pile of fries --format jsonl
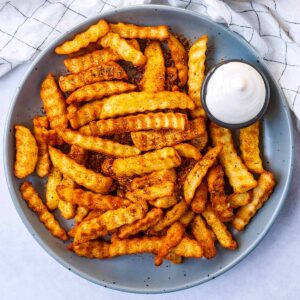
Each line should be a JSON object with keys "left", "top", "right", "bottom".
{"left": 14, "top": 20, "right": 276, "bottom": 266}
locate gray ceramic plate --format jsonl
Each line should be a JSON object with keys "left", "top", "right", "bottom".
{"left": 4, "top": 5, "right": 294, "bottom": 294}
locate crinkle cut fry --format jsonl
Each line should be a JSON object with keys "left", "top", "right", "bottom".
{"left": 89, "top": 112, "right": 187, "bottom": 137}
{"left": 183, "top": 146, "right": 222, "bottom": 204}
{"left": 131, "top": 118, "right": 206, "bottom": 151}
{"left": 168, "top": 34, "right": 188, "bottom": 86}
{"left": 49, "top": 146, "right": 112, "bottom": 194}
{"left": 58, "top": 128, "right": 141, "bottom": 157}
{"left": 66, "top": 81, "right": 137, "bottom": 104}
{"left": 149, "top": 197, "right": 177, "bottom": 209}
{"left": 46, "top": 167, "right": 62, "bottom": 211}
{"left": 70, "top": 240, "right": 110, "bottom": 259}
{"left": 100, "top": 91, "right": 195, "bottom": 119}
{"left": 20, "top": 182, "right": 68, "bottom": 240}
{"left": 210, "top": 122, "right": 257, "bottom": 193}
{"left": 100, "top": 32, "right": 146, "bottom": 66}
{"left": 141, "top": 41, "right": 165, "bottom": 92}
{"left": 55, "top": 19, "right": 110, "bottom": 55}
{"left": 40, "top": 74, "right": 68, "bottom": 129}
{"left": 112, "top": 147, "right": 181, "bottom": 177}
{"left": 233, "top": 171, "right": 275, "bottom": 231}
{"left": 59, "top": 62, "right": 127, "bottom": 93}
{"left": 110, "top": 22, "right": 169, "bottom": 40}
{"left": 14, "top": 125, "right": 38, "bottom": 179}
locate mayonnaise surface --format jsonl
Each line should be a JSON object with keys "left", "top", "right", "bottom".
{"left": 205, "top": 62, "right": 266, "bottom": 124}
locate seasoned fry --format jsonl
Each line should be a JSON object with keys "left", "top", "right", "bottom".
{"left": 89, "top": 112, "right": 187, "bottom": 137}
{"left": 68, "top": 144, "right": 88, "bottom": 164}
{"left": 14, "top": 125, "right": 38, "bottom": 179}
{"left": 100, "top": 32, "right": 146, "bottom": 66}
{"left": 207, "top": 165, "right": 233, "bottom": 222}
{"left": 55, "top": 19, "right": 110, "bottom": 55}
{"left": 152, "top": 200, "right": 189, "bottom": 232}
{"left": 172, "top": 237, "right": 203, "bottom": 258}
{"left": 191, "top": 129, "right": 208, "bottom": 151}
{"left": 191, "top": 181, "right": 208, "bottom": 213}
{"left": 240, "top": 121, "right": 264, "bottom": 174}
{"left": 188, "top": 35, "right": 208, "bottom": 118}
{"left": 191, "top": 215, "right": 216, "bottom": 259}
{"left": 74, "top": 206, "right": 90, "bottom": 224}
{"left": 131, "top": 118, "right": 206, "bottom": 151}
{"left": 155, "top": 222, "right": 185, "bottom": 266}
{"left": 165, "top": 252, "right": 183, "bottom": 264}
{"left": 202, "top": 205, "right": 237, "bottom": 250}
{"left": 184, "top": 146, "right": 222, "bottom": 204}
{"left": 118, "top": 208, "right": 163, "bottom": 239}
{"left": 149, "top": 197, "right": 177, "bottom": 209}
{"left": 66, "top": 81, "right": 136, "bottom": 104}
{"left": 174, "top": 143, "right": 201, "bottom": 160}
{"left": 67, "top": 101, "right": 103, "bottom": 129}
{"left": 33, "top": 117, "right": 51, "bottom": 177}
{"left": 74, "top": 202, "right": 146, "bottom": 244}
{"left": 59, "top": 62, "right": 127, "bottom": 93}
{"left": 233, "top": 172, "right": 275, "bottom": 231}
{"left": 210, "top": 123, "right": 257, "bottom": 193}
{"left": 111, "top": 22, "right": 169, "bottom": 40}
{"left": 20, "top": 182, "right": 67, "bottom": 240}
{"left": 112, "top": 147, "right": 181, "bottom": 177}
{"left": 49, "top": 146, "right": 112, "bottom": 193}
{"left": 141, "top": 41, "right": 165, "bottom": 92}
{"left": 228, "top": 192, "right": 251, "bottom": 209}
{"left": 179, "top": 209, "right": 195, "bottom": 227}
{"left": 40, "top": 74, "right": 68, "bottom": 129}
{"left": 58, "top": 129, "right": 140, "bottom": 157}
{"left": 70, "top": 240, "right": 110, "bottom": 259}
{"left": 168, "top": 34, "right": 188, "bottom": 86}
{"left": 100, "top": 91, "right": 195, "bottom": 119}
{"left": 45, "top": 167, "right": 62, "bottom": 211}
{"left": 64, "top": 48, "right": 120, "bottom": 73}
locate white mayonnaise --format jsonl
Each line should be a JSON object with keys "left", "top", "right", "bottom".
{"left": 205, "top": 62, "right": 266, "bottom": 124}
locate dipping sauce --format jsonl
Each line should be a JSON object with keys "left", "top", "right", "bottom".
{"left": 204, "top": 61, "right": 267, "bottom": 125}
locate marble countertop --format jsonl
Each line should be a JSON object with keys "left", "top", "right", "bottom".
{"left": 1, "top": 64, "right": 299, "bottom": 300}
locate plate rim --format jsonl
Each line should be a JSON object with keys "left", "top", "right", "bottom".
{"left": 3, "top": 4, "right": 295, "bottom": 294}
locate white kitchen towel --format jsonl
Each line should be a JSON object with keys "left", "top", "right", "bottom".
{"left": 0, "top": 0, "right": 300, "bottom": 124}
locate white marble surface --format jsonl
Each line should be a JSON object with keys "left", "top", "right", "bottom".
{"left": 1, "top": 64, "right": 299, "bottom": 300}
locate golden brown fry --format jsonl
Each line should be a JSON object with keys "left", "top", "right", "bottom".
{"left": 191, "top": 181, "right": 208, "bottom": 213}
{"left": 49, "top": 146, "right": 112, "bottom": 193}
{"left": 240, "top": 121, "right": 264, "bottom": 174}
{"left": 70, "top": 240, "right": 110, "bottom": 259}
{"left": 191, "top": 130, "right": 208, "bottom": 152}
{"left": 40, "top": 74, "right": 68, "bottom": 129}
{"left": 20, "top": 182, "right": 68, "bottom": 240}
{"left": 58, "top": 129, "right": 140, "bottom": 157}
{"left": 168, "top": 34, "right": 188, "bottom": 86}
{"left": 74, "top": 202, "right": 146, "bottom": 244}
{"left": 89, "top": 112, "right": 187, "bottom": 137}
{"left": 210, "top": 122, "right": 257, "bottom": 193}
{"left": 152, "top": 200, "right": 189, "bottom": 232}
{"left": 149, "top": 197, "right": 177, "bottom": 209}
{"left": 45, "top": 167, "right": 62, "bottom": 211}
{"left": 165, "top": 252, "right": 183, "bottom": 264}
{"left": 174, "top": 143, "right": 201, "bottom": 160}
{"left": 127, "top": 39, "right": 141, "bottom": 50}
{"left": 202, "top": 205, "right": 237, "bottom": 250}
{"left": 141, "top": 41, "right": 165, "bottom": 92}
{"left": 191, "top": 215, "right": 216, "bottom": 259}
{"left": 68, "top": 144, "right": 88, "bottom": 164}
{"left": 100, "top": 32, "right": 146, "bottom": 66}
{"left": 74, "top": 206, "right": 90, "bottom": 224}
{"left": 59, "top": 62, "right": 127, "bottom": 93}
{"left": 184, "top": 146, "right": 222, "bottom": 204}
{"left": 172, "top": 237, "right": 203, "bottom": 258}
{"left": 112, "top": 147, "right": 181, "bottom": 177}
{"left": 14, "top": 125, "right": 38, "bottom": 179}
{"left": 64, "top": 48, "right": 120, "bottom": 73}
{"left": 228, "top": 192, "right": 251, "bottom": 209}
{"left": 100, "top": 91, "right": 195, "bottom": 119}
{"left": 155, "top": 222, "right": 185, "bottom": 266}
{"left": 46, "top": 129, "right": 64, "bottom": 146}
{"left": 179, "top": 209, "right": 195, "bottom": 227}
{"left": 188, "top": 35, "right": 208, "bottom": 118}
{"left": 232, "top": 172, "right": 275, "bottom": 231}
{"left": 66, "top": 81, "right": 136, "bottom": 104}
{"left": 207, "top": 165, "right": 233, "bottom": 222}
{"left": 33, "top": 117, "right": 51, "bottom": 177}
{"left": 118, "top": 208, "right": 163, "bottom": 239}
{"left": 126, "top": 181, "right": 174, "bottom": 202}
{"left": 55, "top": 19, "right": 110, "bottom": 55}
{"left": 67, "top": 42, "right": 102, "bottom": 58}
{"left": 57, "top": 185, "right": 130, "bottom": 211}
{"left": 131, "top": 118, "right": 206, "bottom": 151}
{"left": 110, "top": 23, "right": 169, "bottom": 40}
{"left": 67, "top": 101, "right": 103, "bottom": 129}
